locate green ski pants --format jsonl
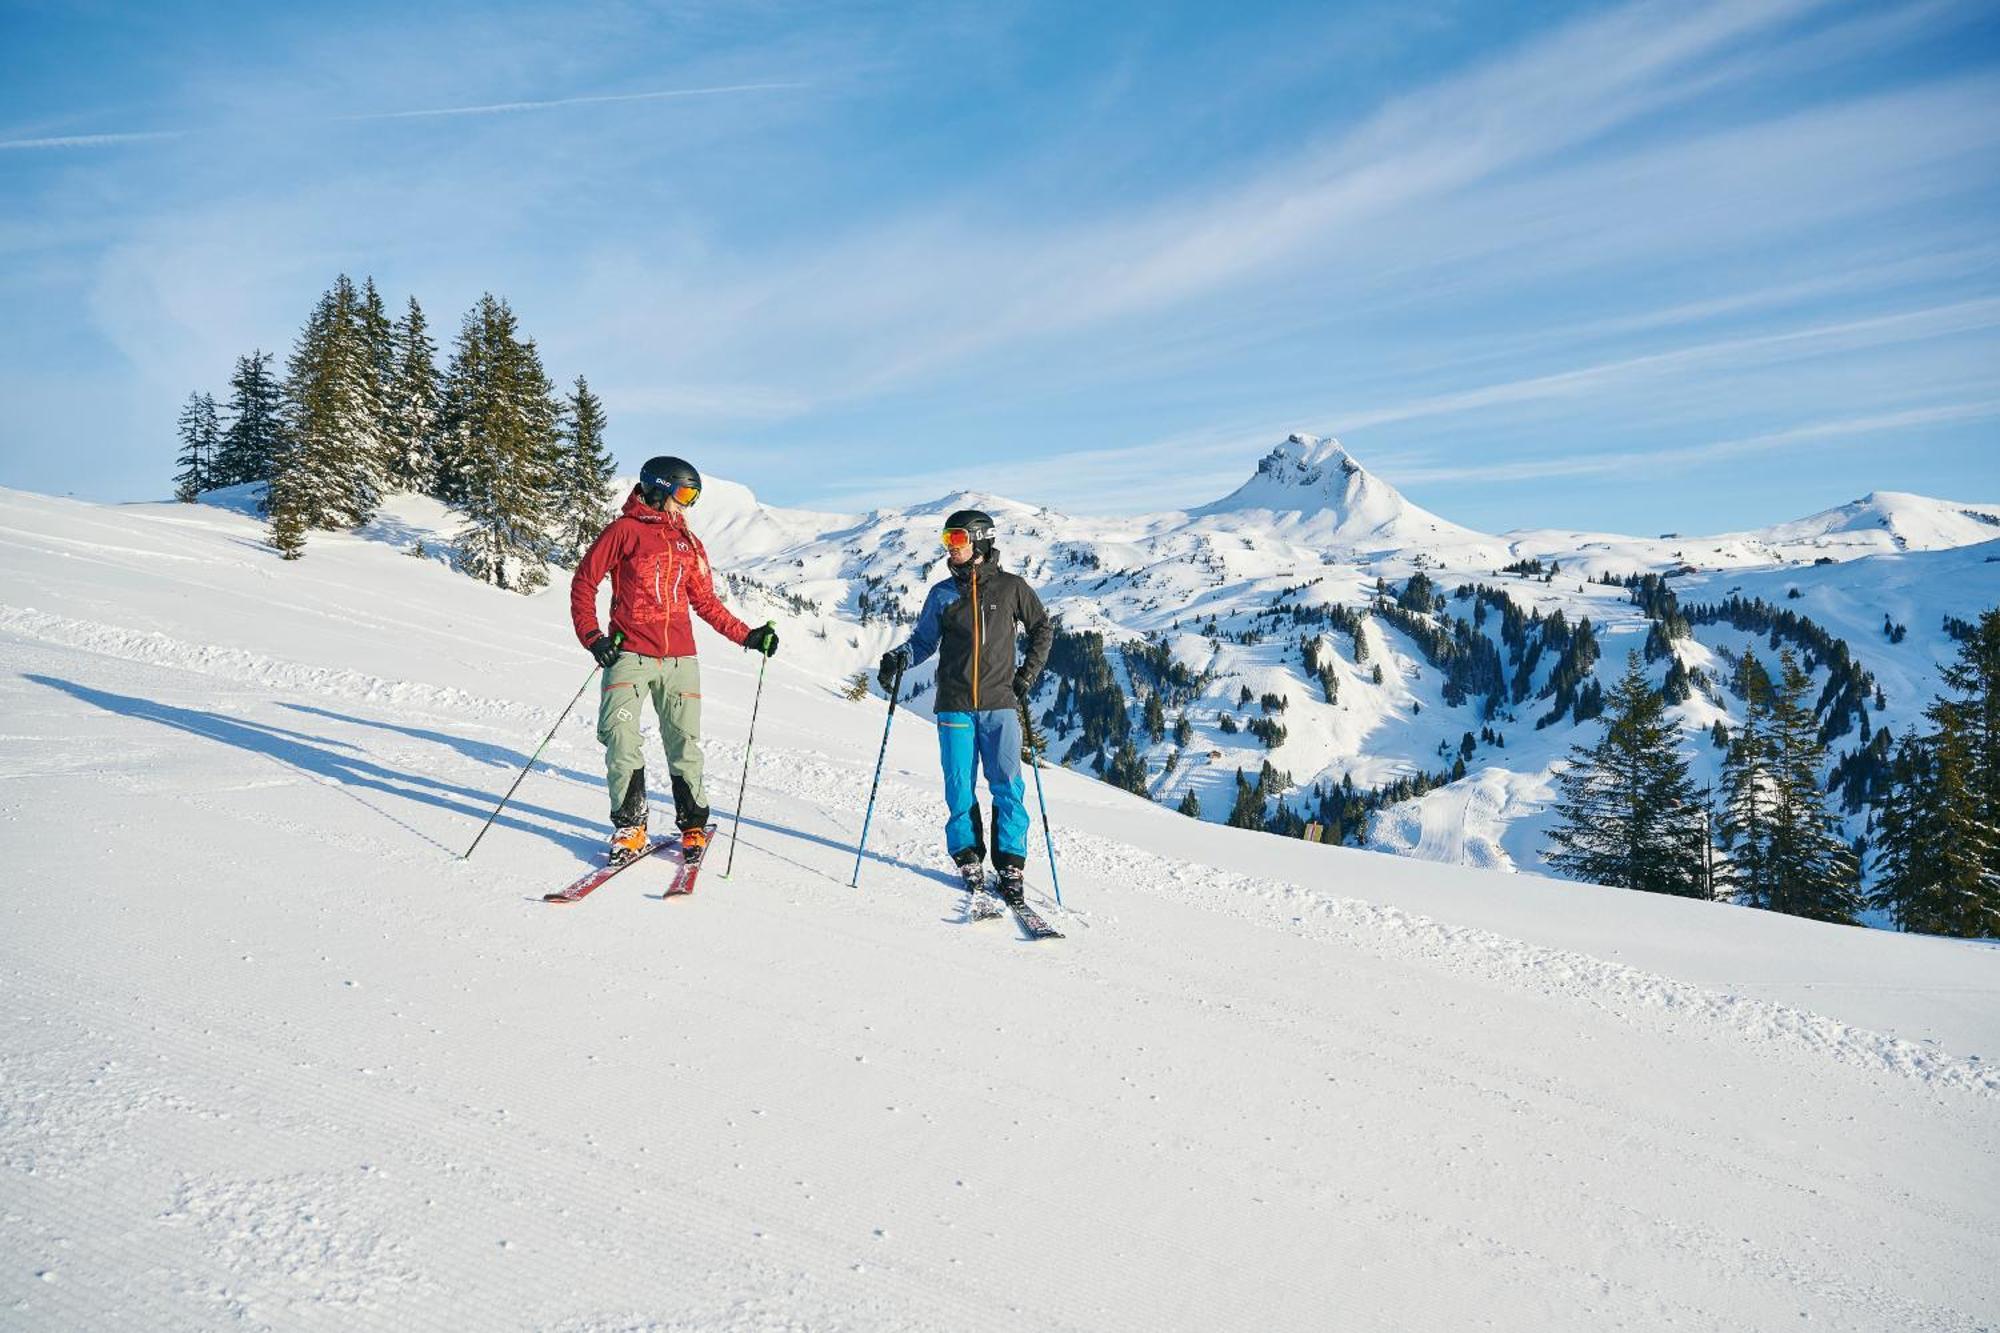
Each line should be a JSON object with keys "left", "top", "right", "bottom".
{"left": 597, "top": 653, "right": 705, "bottom": 828}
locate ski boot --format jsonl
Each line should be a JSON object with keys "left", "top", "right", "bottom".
{"left": 679, "top": 824, "right": 710, "bottom": 866}
{"left": 955, "top": 859, "right": 987, "bottom": 894}
{"left": 609, "top": 824, "right": 649, "bottom": 866}
{"left": 995, "top": 865, "right": 1028, "bottom": 906}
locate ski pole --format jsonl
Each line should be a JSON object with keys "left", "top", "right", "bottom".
{"left": 850, "top": 658, "right": 905, "bottom": 888}
{"left": 722, "top": 626, "right": 773, "bottom": 880}
{"left": 1021, "top": 699, "right": 1064, "bottom": 908}
{"left": 464, "top": 631, "right": 621, "bottom": 860}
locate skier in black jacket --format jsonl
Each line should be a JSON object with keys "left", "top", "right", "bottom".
{"left": 879, "top": 508, "right": 1053, "bottom": 896}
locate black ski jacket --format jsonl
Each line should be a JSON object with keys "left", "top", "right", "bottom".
{"left": 898, "top": 553, "right": 1053, "bottom": 714}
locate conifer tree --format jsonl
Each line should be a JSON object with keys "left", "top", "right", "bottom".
{"left": 439, "top": 294, "right": 562, "bottom": 592}
{"left": 213, "top": 350, "right": 285, "bottom": 489}
{"left": 1226, "top": 768, "right": 1265, "bottom": 829}
{"left": 1545, "top": 652, "right": 1706, "bottom": 896}
{"left": 1177, "top": 789, "right": 1201, "bottom": 818}
{"left": 359, "top": 278, "right": 399, "bottom": 483}
{"left": 277, "top": 275, "right": 389, "bottom": 531}
{"left": 1768, "top": 649, "right": 1861, "bottom": 921}
{"left": 264, "top": 445, "right": 309, "bottom": 560}
{"left": 1871, "top": 611, "right": 2000, "bottom": 936}
{"left": 549, "top": 375, "right": 617, "bottom": 566}
{"left": 383, "top": 295, "right": 442, "bottom": 494}
{"left": 1718, "top": 652, "right": 1777, "bottom": 906}
{"left": 1725, "top": 649, "right": 1859, "bottom": 922}
{"left": 1937, "top": 609, "right": 2000, "bottom": 879}
{"left": 173, "top": 391, "right": 219, "bottom": 501}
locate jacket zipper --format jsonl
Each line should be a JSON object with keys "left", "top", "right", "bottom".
{"left": 970, "top": 570, "right": 981, "bottom": 709}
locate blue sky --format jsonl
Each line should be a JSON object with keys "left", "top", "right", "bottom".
{"left": 1, "top": 0, "right": 1996, "bottom": 534}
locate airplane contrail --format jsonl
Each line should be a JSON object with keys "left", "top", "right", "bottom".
{"left": 335, "top": 81, "right": 809, "bottom": 122}
{"left": 0, "top": 82, "right": 805, "bottom": 151}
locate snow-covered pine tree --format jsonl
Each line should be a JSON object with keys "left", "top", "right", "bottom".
{"left": 1717, "top": 651, "right": 1779, "bottom": 907}
{"left": 1761, "top": 649, "right": 1860, "bottom": 923}
{"left": 1544, "top": 651, "right": 1706, "bottom": 896}
{"left": 359, "top": 277, "right": 398, "bottom": 485}
{"left": 172, "top": 391, "right": 219, "bottom": 501}
{"left": 277, "top": 275, "right": 389, "bottom": 531}
{"left": 440, "top": 294, "right": 561, "bottom": 592}
{"left": 213, "top": 350, "right": 285, "bottom": 489}
{"left": 385, "top": 296, "right": 441, "bottom": 494}
{"left": 549, "top": 375, "right": 617, "bottom": 566}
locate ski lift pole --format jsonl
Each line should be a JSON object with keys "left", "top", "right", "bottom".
{"left": 463, "top": 631, "right": 621, "bottom": 859}
{"left": 722, "top": 628, "right": 773, "bottom": 879}
{"left": 851, "top": 659, "right": 905, "bottom": 888}
{"left": 1022, "top": 699, "right": 1064, "bottom": 908}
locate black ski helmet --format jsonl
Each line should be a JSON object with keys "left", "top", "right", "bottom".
{"left": 943, "top": 507, "right": 996, "bottom": 558}
{"left": 638, "top": 455, "right": 701, "bottom": 509}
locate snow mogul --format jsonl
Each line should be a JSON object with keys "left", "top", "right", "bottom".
{"left": 878, "top": 508, "right": 1052, "bottom": 898}
{"left": 571, "top": 455, "right": 778, "bottom": 865}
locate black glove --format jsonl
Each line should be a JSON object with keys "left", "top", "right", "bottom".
{"left": 588, "top": 631, "right": 624, "bottom": 669}
{"left": 744, "top": 624, "right": 779, "bottom": 657}
{"left": 1013, "top": 668, "right": 1036, "bottom": 700}
{"left": 878, "top": 648, "right": 909, "bottom": 691}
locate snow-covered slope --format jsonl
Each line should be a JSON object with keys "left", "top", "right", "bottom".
{"left": 2, "top": 484, "right": 1998, "bottom": 1330}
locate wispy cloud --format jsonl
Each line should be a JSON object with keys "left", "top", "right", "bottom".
{"left": 599, "top": 0, "right": 1983, "bottom": 416}
{"left": 1375, "top": 400, "right": 2000, "bottom": 488}
{"left": 1333, "top": 299, "right": 2000, "bottom": 433}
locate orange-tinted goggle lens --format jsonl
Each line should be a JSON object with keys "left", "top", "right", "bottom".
{"left": 670, "top": 482, "right": 701, "bottom": 507}
{"left": 941, "top": 527, "right": 974, "bottom": 550}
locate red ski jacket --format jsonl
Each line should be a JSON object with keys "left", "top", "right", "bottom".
{"left": 570, "top": 488, "right": 752, "bottom": 659}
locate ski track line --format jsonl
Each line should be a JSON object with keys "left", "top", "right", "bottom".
{"left": 1045, "top": 823, "right": 2000, "bottom": 1100}
{"left": 1, "top": 607, "right": 557, "bottom": 726}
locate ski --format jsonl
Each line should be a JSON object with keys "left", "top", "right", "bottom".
{"left": 997, "top": 885, "right": 1063, "bottom": 940}
{"left": 663, "top": 823, "right": 720, "bottom": 897}
{"left": 543, "top": 836, "right": 677, "bottom": 904}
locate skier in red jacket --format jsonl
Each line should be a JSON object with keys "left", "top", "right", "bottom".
{"left": 570, "top": 456, "right": 778, "bottom": 863}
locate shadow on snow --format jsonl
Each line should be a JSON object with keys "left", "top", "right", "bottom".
{"left": 27, "top": 674, "right": 601, "bottom": 858}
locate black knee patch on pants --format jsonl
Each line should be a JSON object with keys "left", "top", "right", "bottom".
{"left": 613, "top": 767, "right": 647, "bottom": 827}
{"left": 671, "top": 774, "right": 709, "bottom": 831}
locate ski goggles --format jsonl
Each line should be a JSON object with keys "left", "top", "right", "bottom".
{"left": 940, "top": 525, "right": 981, "bottom": 551}
{"left": 643, "top": 480, "right": 701, "bottom": 508}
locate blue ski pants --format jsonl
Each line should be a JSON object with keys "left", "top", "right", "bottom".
{"left": 937, "top": 709, "right": 1029, "bottom": 868}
